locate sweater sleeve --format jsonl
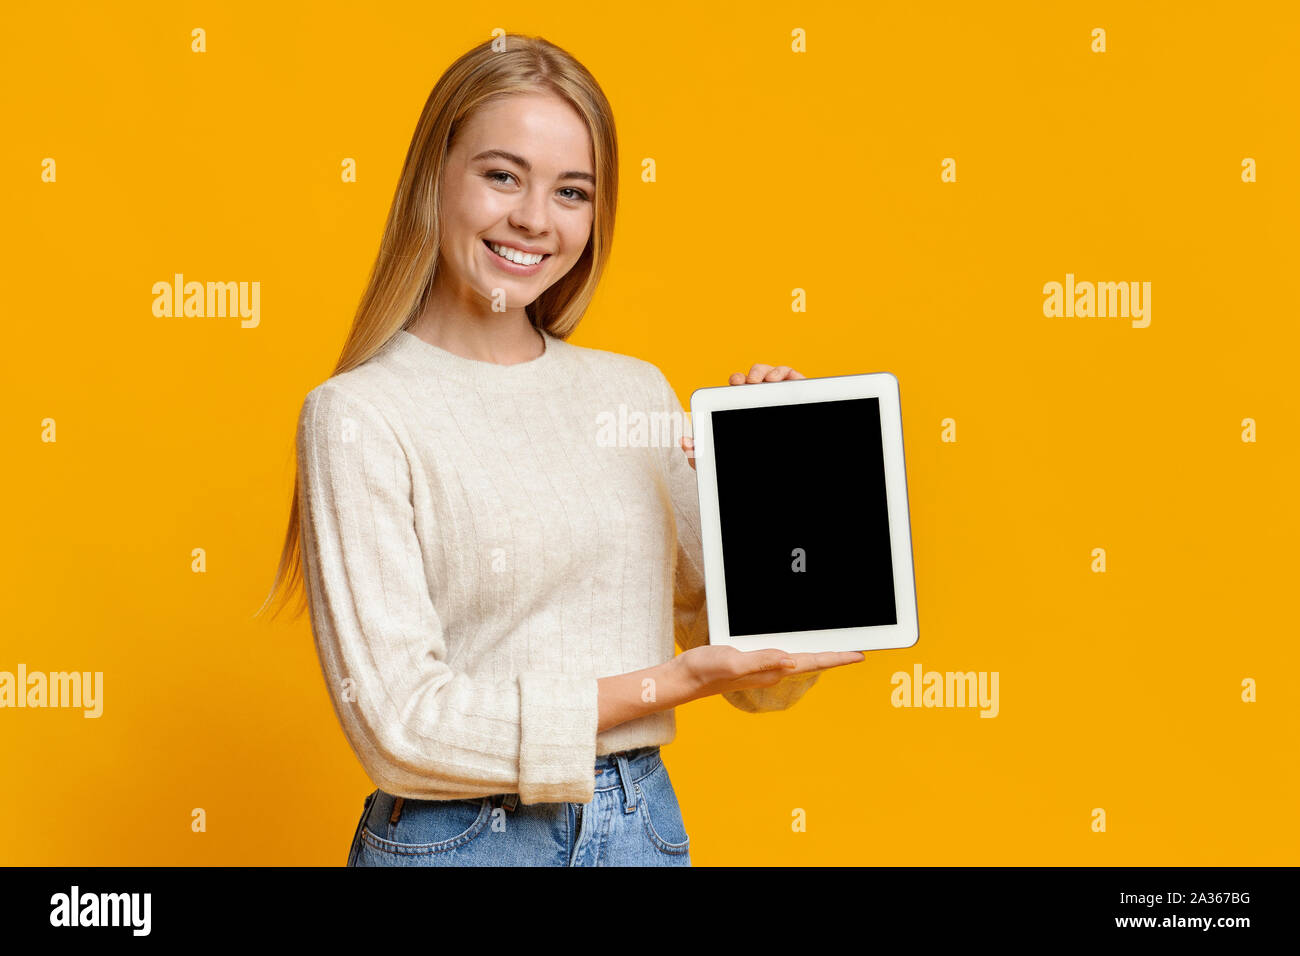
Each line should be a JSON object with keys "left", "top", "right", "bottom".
{"left": 296, "top": 383, "right": 598, "bottom": 805}
{"left": 652, "top": 370, "right": 821, "bottom": 713}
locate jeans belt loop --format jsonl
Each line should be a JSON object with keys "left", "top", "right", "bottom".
{"left": 614, "top": 751, "right": 637, "bottom": 813}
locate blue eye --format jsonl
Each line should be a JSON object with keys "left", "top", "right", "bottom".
{"left": 486, "top": 171, "right": 589, "bottom": 203}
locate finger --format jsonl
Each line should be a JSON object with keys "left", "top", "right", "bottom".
{"left": 765, "top": 366, "right": 791, "bottom": 381}
{"left": 765, "top": 656, "right": 861, "bottom": 681}
{"left": 680, "top": 435, "right": 696, "bottom": 470}
{"left": 788, "top": 369, "right": 806, "bottom": 379}
{"left": 783, "top": 664, "right": 850, "bottom": 679}
{"left": 787, "top": 651, "right": 865, "bottom": 672}
{"left": 728, "top": 372, "right": 747, "bottom": 385}
{"left": 746, "top": 364, "right": 774, "bottom": 383}
{"left": 746, "top": 649, "right": 798, "bottom": 673}
{"left": 821, "top": 651, "right": 867, "bottom": 666}
{"left": 806, "top": 651, "right": 867, "bottom": 665}
{"left": 742, "top": 648, "right": 861, "bottom": 670}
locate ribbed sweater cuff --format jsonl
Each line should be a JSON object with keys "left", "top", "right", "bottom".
{"left": 517, "top": 673, "right": 599, "bottom": 805}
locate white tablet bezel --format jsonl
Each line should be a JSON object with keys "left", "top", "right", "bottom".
{"left": 688, "top": 371, "right": 919, "bottom": 654}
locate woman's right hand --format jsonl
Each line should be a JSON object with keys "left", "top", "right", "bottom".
{"left": 672, "top": 644, "right": 866, "bottom": 700}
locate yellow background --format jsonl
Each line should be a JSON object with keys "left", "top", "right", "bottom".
{"left": 2, "top": 1, "right": 1296, "bottom": 865}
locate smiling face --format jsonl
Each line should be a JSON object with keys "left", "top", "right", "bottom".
{"left": 431, "top": 90, "right": 596, "bottom": 319}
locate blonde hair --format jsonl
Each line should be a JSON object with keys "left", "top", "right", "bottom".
{"left": 257, "top": 34, "right": 619, "bottom": 622}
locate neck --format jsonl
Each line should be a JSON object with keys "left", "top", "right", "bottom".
{"left": 407, "top": 311, "right": 544, "bottom": 366}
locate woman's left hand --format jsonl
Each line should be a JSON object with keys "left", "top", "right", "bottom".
{"left": 681, "top": 363, "right": 806, "bottom": 471}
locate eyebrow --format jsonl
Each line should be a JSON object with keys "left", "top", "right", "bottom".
{"left": 470, "top": 148, "right": 596, "bottom": 185}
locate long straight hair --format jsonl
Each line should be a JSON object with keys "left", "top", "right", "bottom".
{"left": 257, "top": 34, "right": 619, "bottom": 622}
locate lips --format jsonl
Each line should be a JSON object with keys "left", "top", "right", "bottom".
{"left": 481, "top": 239, "right": 551, "bottom": 276}
{"left": 483, "top": 239, "right": 551, "bottom": 262}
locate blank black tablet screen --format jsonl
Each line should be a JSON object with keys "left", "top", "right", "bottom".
{"left": 710, "top": 396, "right": 898, "bottom": 636}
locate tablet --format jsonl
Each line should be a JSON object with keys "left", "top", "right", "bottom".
{"left": 688, "top": 371, "right": 918, "bottom": 654}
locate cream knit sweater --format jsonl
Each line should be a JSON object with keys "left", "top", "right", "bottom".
{"left": 296, "top": 326, "right": 820, "bottom": 805}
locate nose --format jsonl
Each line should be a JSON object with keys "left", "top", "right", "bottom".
{"left": 506, "top": 184, "right": 551, "bottom": 238}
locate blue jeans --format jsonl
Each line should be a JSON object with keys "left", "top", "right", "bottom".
{"left": 346, "top": 746, "right": 691, "bottom": 866}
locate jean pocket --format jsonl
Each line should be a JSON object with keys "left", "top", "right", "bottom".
{"left": 347, "top": 791, "right": 379, "bottom": 867}
{"left": 360, "top": 796, "right": 493, "bottom": 858}
{"left": 634, "top": 760, "right": 690, "bottom": 855}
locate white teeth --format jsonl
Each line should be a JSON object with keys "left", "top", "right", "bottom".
{"left": 488, "top": 241, "right": 545, "bottom": 265}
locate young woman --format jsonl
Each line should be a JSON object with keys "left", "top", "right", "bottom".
{"left": 262, "top": 33, "right": 865, "bottom": 867}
